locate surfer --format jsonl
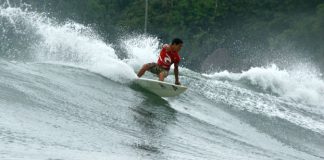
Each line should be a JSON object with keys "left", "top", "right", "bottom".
{"left": 137, "top": 38, "right": 183, "bottom": 85}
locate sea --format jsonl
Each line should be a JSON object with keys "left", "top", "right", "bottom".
{"left": 1, "top": 3, "right": 323, "bottom": 160}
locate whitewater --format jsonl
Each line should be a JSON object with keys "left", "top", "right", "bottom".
{"left": 1, "top": 4, "right": 323, "bottom": 160}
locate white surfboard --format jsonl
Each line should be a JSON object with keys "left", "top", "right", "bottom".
{"left": 134, "top": 78, "right": 187, "bottom": 97}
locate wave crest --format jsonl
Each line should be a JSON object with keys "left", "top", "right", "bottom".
{"left": 204, "top": 64, "right": 324, "bottom": 106}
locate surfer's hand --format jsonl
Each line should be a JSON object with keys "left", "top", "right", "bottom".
{"left": 175, "top": 81, "right": 181, "bottom": 85}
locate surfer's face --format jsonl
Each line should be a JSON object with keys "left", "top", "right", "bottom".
{"left": 173, "top": 44, "right": 183, "bottom": 52}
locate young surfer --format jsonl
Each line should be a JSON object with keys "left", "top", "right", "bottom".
{"left": 137, "top": 38, "right": 183, "bottom": 85}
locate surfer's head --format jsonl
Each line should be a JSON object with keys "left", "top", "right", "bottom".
{"left": 171, "top": 38, "right": 183, "bottom": 52}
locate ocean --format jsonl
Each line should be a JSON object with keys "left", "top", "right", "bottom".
{"left": 1, "top": 4, "right": 323, "bottom": 160}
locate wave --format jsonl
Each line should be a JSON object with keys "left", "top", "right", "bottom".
{"left": 121, "top": 35, "right": 161, "bottom": 69}
{"left": 1, "top": 3, "right": 324, "bottom": 159}
{"left": 204, "top": 64, "right": 324, "bottom": 107}
{"left": 0, "top": 5, "right": 137, "bottom": 83}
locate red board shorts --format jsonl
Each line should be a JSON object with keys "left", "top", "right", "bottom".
{"left": 147, "top": 63, "right": 169, "bottom": 77}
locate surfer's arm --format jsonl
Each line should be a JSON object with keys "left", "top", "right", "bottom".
{"left": 174, "top": 63, "right": 180, "bottom": 85}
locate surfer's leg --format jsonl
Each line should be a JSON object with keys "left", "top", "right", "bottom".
{"left": 137, "top": 64, "right": 150, "bottom": 77}
{"left": 158, "top": 70, "right": 168, "bottom": 81}
{"left": 138, "top": 63, "right": 155, "bottom": 77}
{"left": 158, "top": 72, "right": 165, "bottom": 81}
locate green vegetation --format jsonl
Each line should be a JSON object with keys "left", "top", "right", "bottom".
{"left": 8, "top": 0, "right": 324, "bottom": 71}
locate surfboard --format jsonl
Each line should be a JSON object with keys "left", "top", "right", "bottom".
{"left": 134, "top": 78, "right": 187, "bottom": 97}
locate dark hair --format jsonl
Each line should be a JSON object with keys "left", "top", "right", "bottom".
{"left": 171, "top": 38, "right": 183, "bottom": 45}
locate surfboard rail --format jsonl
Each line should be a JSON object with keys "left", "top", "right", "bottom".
{"left": 134, "top": 78, "right": 187, "bottom": 97}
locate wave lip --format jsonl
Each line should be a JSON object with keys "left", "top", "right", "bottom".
{"left": 0, "top": 5, "right": 137, "bottom": 83}
{"left": 204, "top": 64, "right": 324, "bottom": 107}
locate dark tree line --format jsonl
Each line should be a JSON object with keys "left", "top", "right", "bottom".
{"left": 4, "top": 0, "right": 324, "bottom": 72}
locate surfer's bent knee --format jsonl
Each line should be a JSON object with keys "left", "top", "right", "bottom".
{"left": 162, "top": 70, "right": 168, "bottom": 77}
{"left": 145, "top": 63, "right": 154, "bottom": 70}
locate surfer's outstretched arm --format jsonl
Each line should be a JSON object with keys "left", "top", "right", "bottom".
{"left": 174, "top": 63, "right": 181, "bottom": 85}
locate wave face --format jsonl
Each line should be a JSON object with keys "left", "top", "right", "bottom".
{"left": 1, "top": 4, "right": 324, "bottom": 160}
